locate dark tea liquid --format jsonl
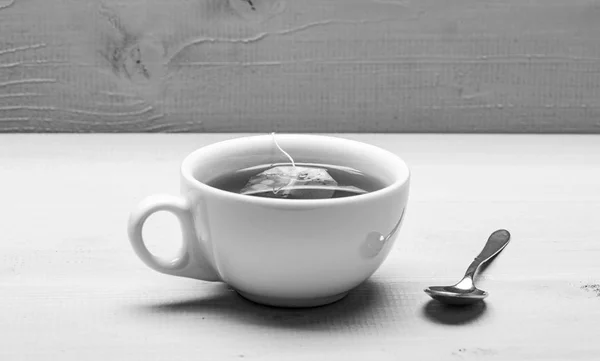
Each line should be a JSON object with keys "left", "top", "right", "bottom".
{"left": 207, "top": 163, "right": 386, "bottom": 199}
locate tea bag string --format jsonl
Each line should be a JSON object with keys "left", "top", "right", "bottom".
{"left": 271, "top": 132, "right": 295, "bottom": 168}
{"left": 271, "top": 132, "right": 297, "bottom": 194}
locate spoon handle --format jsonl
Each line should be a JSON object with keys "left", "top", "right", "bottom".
{"left": 464, "top": 229, "right": 511, "bottom": 279}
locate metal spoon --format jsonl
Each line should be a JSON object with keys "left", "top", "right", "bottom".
{"left": 424, "top": 229, "right": 511, "bottom": 305}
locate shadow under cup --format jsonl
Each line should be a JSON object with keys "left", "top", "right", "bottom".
{"left": 179, "top": 134, "right": 411, "bottom": 307}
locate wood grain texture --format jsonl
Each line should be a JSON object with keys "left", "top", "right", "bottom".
{"left": 1, "top": 1, "right": 600, "bottom": 133}
{"left": 1, "top": 134, "right": 599, "bottom": 360}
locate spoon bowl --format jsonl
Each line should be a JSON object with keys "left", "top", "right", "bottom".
{"left": 424, "top": 286, "right": 487, "bottom": 305}
{"left": 424, "top": 229, "right": 511, "bottom": 306}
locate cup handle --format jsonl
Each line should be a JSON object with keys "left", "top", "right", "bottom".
{"left": 127, "top": 194, "right": 221, "bottom": 281}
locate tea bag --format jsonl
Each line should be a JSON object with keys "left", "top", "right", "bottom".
{"left": 240, "top": 133, "right": 368, "bottom": 199}
{"left": 240, "top": 165, "right": 338, "bottom": 199}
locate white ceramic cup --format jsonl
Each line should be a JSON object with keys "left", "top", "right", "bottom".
{"left": 127, "top": 134, "right": 410, "bottom": 307}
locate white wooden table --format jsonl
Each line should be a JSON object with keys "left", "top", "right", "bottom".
{"left": 1, "top": 134, "right": 599, "bottom": 361}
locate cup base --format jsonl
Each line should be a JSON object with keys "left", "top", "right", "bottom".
{"left": 236, "top": 290, "right": 349, "bottom": 308}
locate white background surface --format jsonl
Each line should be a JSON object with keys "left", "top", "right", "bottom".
{"left": 1, "top": 134, "right": 599, "bottom": 360}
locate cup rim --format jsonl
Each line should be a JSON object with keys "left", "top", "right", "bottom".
{"left": 180, "top": 134, "right": 410, "bottom": 209}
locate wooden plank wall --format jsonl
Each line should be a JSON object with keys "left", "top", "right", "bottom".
{"left": 1, "top": 0, "right": 599, "bottom": 133}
